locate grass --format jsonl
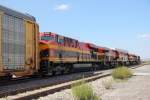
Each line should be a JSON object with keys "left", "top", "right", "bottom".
{"left": 112, "top": 66, "right": 133, "bottom": 80}
{"left": 71, "top": 80, "right": 100, "bottom": 100}
{"left": 102, "top": 78, "right": 113, "bottom": 89}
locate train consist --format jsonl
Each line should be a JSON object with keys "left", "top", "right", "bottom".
{"left": 39, "top": 32, "right": 140, "bottom": 75}
{"left": 0, "top": 5, "right": 140, "bottom": 78}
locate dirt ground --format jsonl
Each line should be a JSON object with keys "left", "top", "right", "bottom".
{"left": 101, "top": 65, "right": 150, "bottom": 100}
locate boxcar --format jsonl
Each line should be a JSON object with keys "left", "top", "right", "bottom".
{"left": 0, "top": 5, "right": 39, "bottom": 78}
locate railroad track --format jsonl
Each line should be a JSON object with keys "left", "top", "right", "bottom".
{"left": 7, "top": 71, "right": 111, "bottom": 100}
{"left": 0, "top": 69, "right": 108, "bottom": 98}
{"left": 0, "top": 64, "right": 142, "bottom": 100}
{"left": 0, "top": 77, "right": 39, "bottom": 87}
{"left": 0, "top": 68, "right": 104, "bottom": 87}
{"left": 0, "top": 68, "right": 101, "bottom": 87}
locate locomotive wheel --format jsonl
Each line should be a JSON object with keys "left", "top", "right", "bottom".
{"left": 60, "top": 70, "right": 64, "bottom": 75}
{"left": 52, "top": 71, "right": 56, "bottom": 76}
{"left": 64, "top": 67, "right": 70, "bottom": 74}
{"left": 5, "top": 73, "right": 12, "bottom": 80}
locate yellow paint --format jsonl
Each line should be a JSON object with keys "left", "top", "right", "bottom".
{"left": 0, "top": 12, "right": 3, "bottom": 72}
{"left": 41, "top": 56, "right": 99, "bottom": 63}
{"left": 35, "top": 24, "right": 39, "bottom": 71}
{"left": 25, "top": 20, "right": 34, "bottom": 67}
{"left": 41, "top": 57, "right": 77, "bottom": 62}
{"left": 40, "top": 44, "right": 90, "bottom": 55}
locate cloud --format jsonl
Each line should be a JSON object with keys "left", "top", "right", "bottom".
{"left": 137, "top": 33, "right": 150, "bottom": 39}
{"left": 54, "top": 4, "right": 70, "bottom": 11}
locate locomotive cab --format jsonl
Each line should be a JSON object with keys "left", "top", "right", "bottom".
{"left": 40, "top": 32, "right": 56, "bottom": 42}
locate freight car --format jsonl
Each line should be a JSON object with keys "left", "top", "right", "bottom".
{"left": 0, "top": 5, "right": 39, "bottom": 79}
{"left": 39, "top": 32, "right": 141, "bottom": 76}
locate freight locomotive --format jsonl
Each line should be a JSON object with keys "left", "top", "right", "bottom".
{"left": 0, "top": 5, "right": 140, "bottom": 79}
{"left": 39, "top": 32, "right": 140, "bottom": 76}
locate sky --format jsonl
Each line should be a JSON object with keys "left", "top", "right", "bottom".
{"left": 0, "top": 0, "right": 149, "bottom": 59}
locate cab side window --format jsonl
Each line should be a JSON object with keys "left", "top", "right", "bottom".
{"left": 58, "top": 38, "right": 64, "bottom": 44}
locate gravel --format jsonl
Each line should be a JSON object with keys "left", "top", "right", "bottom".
{"left": 102, "top": 65, "right": 150, "bottom": 100}
{"left": 38, "top": 65, "right": 150, "bottom": 100}
{"left": 38, "top": 76, "right": 112, "bottom": 100}
{"left": 0, "top": 70, "right": 103, "bottom": 98}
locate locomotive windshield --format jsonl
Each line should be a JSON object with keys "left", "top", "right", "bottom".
{"left": 41, "top": 35, "right": 54, "bottom": 41}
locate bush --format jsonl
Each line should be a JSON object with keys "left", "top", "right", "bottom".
{"left": 112, "top": 66, "right": 133, "bottom": 80}
{"left": 72, "top": 81, "right": 100, "bottom": 100}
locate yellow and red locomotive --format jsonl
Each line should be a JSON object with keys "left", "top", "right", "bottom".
{"left": 39, "top": 32, "right": 140, "bottom": 76}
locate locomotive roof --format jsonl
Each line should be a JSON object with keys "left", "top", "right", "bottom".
{"left": 0, "top": 5, "right": 36, "bottom": 21}
{"left": 87, "top": 43, "right": 110, "bottom": 50}
{"left": 41, "top": 32, "right": 78, "bottom": 41}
